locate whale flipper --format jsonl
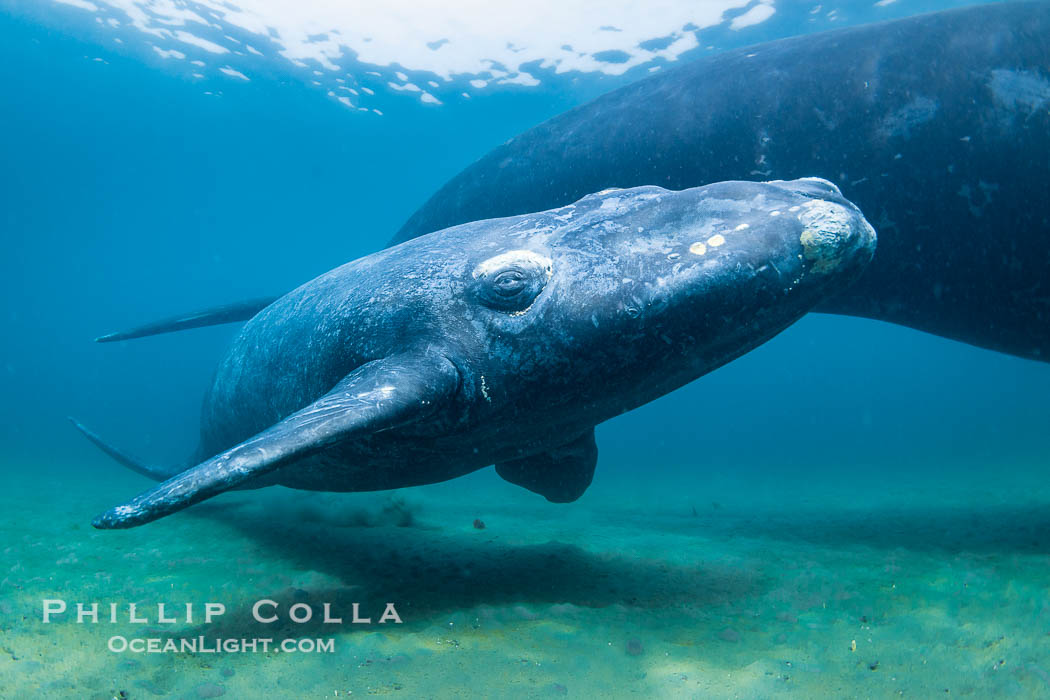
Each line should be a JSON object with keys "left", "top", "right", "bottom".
{"left": 91, "top": 352, "right": 460, "bottom": 529}
{"left": 95, "top": 297, "right": 279, "bottom": 343}
{"left": 496, "top": 430, "right": 597, "bottom": 503}
{"left": 68, "top": 417, "right": 182, "bottom": 481}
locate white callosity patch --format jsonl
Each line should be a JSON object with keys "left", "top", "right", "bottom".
{"left": 797, "top": 200, "right": 875, "bottom": 274}
{"left": 46, "top": 0, "right": 774, "bottom": 111}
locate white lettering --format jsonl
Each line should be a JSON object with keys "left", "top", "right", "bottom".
{"left": 205, "top": 602, "right": 225, "bottom": 623}
{"left": 379, "top": 603, "right": 402, "bottom": 624}
{"left": 351, "top": 603, "right": 371, "bottom": 624}
{"left": 253, "top": 599, "right": 278, "bottom": 623}
{"left": 76, "top": 603, "right": 98, "bottom": 623}
{"left": 323, "top": 603, "right": 342, "bottom": 624}
{"left": 129, "top": 603, "right": 146, "bottom": 624}
{"left": 289, "top": 603, "right": 312, "bottom": 623}
{"left": 42, "top": 599, "right": 66, "bottom": 623}
{"left": 157, "top": 603, "right": 175, "bottom": 624}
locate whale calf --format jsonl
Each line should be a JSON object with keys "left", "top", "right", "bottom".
{"left": 392, "top": 2, "right": 1050, "bottom": 362}
{"left": 78, "top": 178, "right": 874, "bottom": 528}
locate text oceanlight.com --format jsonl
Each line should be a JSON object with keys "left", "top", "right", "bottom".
{"left": 107, "top": 636, "right": 335, "bottom": 654}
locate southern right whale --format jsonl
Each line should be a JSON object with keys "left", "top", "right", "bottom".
{"left": 77, "top": 179, "right": 874, "bottom": 527}
{"left": 392, "top": 1, "right": 1050, "bottom": 362}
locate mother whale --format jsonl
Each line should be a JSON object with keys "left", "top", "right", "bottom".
{"left": 79, "top": 179, "right": 874, "bottom": 528}
{"left": 394, "top": 1, "right": 1050, "bottom": 361}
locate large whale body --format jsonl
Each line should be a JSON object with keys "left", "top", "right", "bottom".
{"left": 393, "top": 1, "right": 1050, "bottom": 362}
{"left": 80, "top": 179, "right": 874, "bottom": 528}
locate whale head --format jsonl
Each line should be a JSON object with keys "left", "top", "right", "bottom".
{"left": 439, "top": 178, "right": 875, "bottom": 430}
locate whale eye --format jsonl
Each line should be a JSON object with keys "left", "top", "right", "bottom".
{"left": 472, "top": 250, "right": 552, "bottom": 313}
{"left": 493, "top": 270, "right": 526, "bottom": 296}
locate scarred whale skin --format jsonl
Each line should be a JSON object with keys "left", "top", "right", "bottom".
{"left": 83, "top": 178, "right": 875, "bottom": 528}
{"left": 392, "top": 2, "right": 1050, "bottom": 362}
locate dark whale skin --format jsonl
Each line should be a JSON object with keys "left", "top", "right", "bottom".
{"left": 86, "top": 178, "right": 876, "bottom": 528}
{"left": 393, "top": 2, "right": 1050, "bottom": 362}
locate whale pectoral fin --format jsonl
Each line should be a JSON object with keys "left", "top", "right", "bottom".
{"left": 496, "top": 430, "right": 597, "bottom": 503}
{"left": 92, "top": 351, "right": 460, "bottom": 529}
{"left": 95, "top": 296, "right": 279, "bottom": 343}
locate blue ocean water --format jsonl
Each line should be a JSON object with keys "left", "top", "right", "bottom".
{"left": 2, "top": 0, "right": 1044, "bottom": 484}
{"left": 3, "top": 1, "right": 1049, "bottom": 697}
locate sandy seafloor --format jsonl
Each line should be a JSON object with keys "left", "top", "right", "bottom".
{"left": 4, "top": 457, "right": 1050, "bottom": 699}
